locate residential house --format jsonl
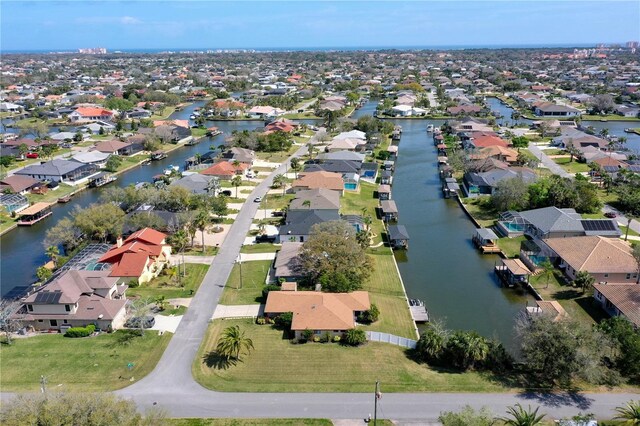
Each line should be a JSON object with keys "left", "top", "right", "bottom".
{"left": 447, "top": 105, "right": 483, "bottom": 115}
{"left": 289, "top": 188, "right": 341, "bottom": 211}
{"left": 533, "top": 102, "right": 581, "bottom": 117}
{"left": 263, "top": 290, "right": 370, "bottom": 340}
{"left": 82, "top": 121, "right": 115, "bottom": 134}
{"left": 220, "top": 147, "right": 256, "bottom": 165}
{"left": 95, "top": 139, "right": 135, "bottom": 156}
{"left": 248, "top": 106, "right": 284, "bottom": 119}
{"left": 592, "top": 283, "right": 640, "bottom": 327}
{"left": 278, "top": 209, "right": 341, "bottom": 243}
{"left": 170, "top": 174, "right": 217, "bottom": 195}
{"left": 462, "top": 167, "right": 537, "bottom": 197}
{"left": 200, "top": 161, "right": 249, "bottom": 180}
{"left": 15, "top": 159, "right": 99, "bottom": 184}
{"left": 0, "top": 175, "right": 41, "bottom": 195}
{"left": 469, "top": 145, "right": 519, "bottom": 164}
{"left": 99, "top": 228, "right": 172, "bottom": 284}
{"left": 292, "top": 171, "right": 344, "bottom": 195}
{"left": 71, "top": 151, "right": 111, "bottom": 168}
{"left": 543, "top": 236, "right": 638, "bottom": 282}
{"left": 17, "top": 270, "right": 128, "bottom": 332}
{"left": 274, "top": 241, "right": 304, "bottom": 282}
{"left": 69, "top": 107, "right": 114, "bottom": 123}
{"left": 464, "top": 132, "right": 510, "bottom": 150}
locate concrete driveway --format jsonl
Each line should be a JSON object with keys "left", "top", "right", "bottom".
{"left": 150, "top": 314, "right": 183, "bottom": 333}
{"left": 212, "top": 304, "right": 263, "bottom": 320}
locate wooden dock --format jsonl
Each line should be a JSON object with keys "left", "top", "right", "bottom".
{"left": 410, "top": 306, "right": 429, "bottom": 323}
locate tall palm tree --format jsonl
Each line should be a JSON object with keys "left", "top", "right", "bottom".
{"left": 45, "top": 245, "right": 60, "bottom": 267}
{"left": 273, "top": 174, "right": 287, "bottom": 195}
{"left": 216, "top": 325, "right": 254, "bottom": 361}
{"left": 307, "top": 143, "right": 316, "bottom": 160}
{"left": 501, "top": 404, "right": 545, "bottom": 426}
{"left": 290, "top": 157, "right": 301, "bottom": 179}
{"left": 231, "top": 175, "right": 243, "bottom": 199}
{"left": 168, "top": 230, "right": 189, "bottom": 277}
{"left": 193, "top": 210, "right": 210, "bottom": 253}
{"left": 614, "top": 400, "right": 640, "bottom": 424}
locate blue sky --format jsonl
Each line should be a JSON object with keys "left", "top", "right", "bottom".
{"left": 2, "top": 1, "right": 639, "bottom": 51}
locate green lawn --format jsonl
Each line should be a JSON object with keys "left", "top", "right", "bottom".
{"left": 26, "top": 182, "right": 78, "bottom": 204}
{"left": 361, "top": 250, "right": 417, "bottom": 339}
{"left": 127, "top": 263, "right": 209, "bottom": 300}
{"left": 182, "top": 246, "right": 219, "bottom": 256}
{"left": 149, "top": 106, "right": 177, "bottom": 120}
{"left": 496, "top": 236, "right": 526, "bottom": 258}
{"left": 159, "top": 305, "right": 188, "bottom": 316}
{"left": 341, "top": 181, "right": 384, "bottom": 245}
{"left": 240, "top": 243, "right": 280, "bottom": 254}
{"left": 0, "top": 211, "right": 17, "bottom": 235}
{"left": 260, "top": 193, "right": 295, "bottom": 210}
{"left": 191, "top": 128, "right": 208, "bottom": 137}
{"left": 169, "top": 420, "right": 334, "bottom": 426}
{"left": 193, "top": 319, "right": 506, "bottom": 393}
{"left": 219, "top": 260, "right": 272, "bottom": 305}
{"left": 581, "top": 114, "right": 640, "bottom": 122}
{"left": 462, "top": 198, "right": 498, "bottom": 228}
{"left": 530, "top": 272, "right": 608, "bottom": 325}
{"left": 552, "top": 157, "right": 590, "bottom": 174}
{"left": 0, "top": 331, "right": 171, "bottom": 391}
{"left": 255, "top": 145, "right": 299, "bottom": 163}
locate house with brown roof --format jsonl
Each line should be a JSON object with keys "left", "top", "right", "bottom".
{"left": 0, "top": 175, "right": 41, "bottom": 194}
{"left": 543, "top": 236, "right": 638, "bottom": 282}
{"left": 592, "top": 283, "right": 640, "bottom": 327}
{"left": 98, "top": 228, "right": 171, "bottom": 284}
{"left": 16, "top": 270, "right": 127, "bottom": 332}
{"left": 95, "top": 139, "right": 134, "bottom": 156}
{"left": 292, "top": 171, "right": 344, "bottom": 195}
{"left": 200, "top": 161, "right": 249, "bottom": 179}
{"left": 274, "top": 241, "right": 304, "bottom": 282}
{"left": 69, "top": 107, "right": 114, "bottom": 123}
{"left": 264, "top": 290, "right": 370, "bottom": 340}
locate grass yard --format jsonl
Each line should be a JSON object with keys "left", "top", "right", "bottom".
{"left": 219, "top": 260, "right": 272, "bottom": 305}
{"left": 552, "top": 157, "right": 590, "bottom": 174}
{"left": 260, "top": 193, "right": 295, "bottom": 210}
{"left": 496, "top": 236, "right": 526, "bottom": 258}
{"left": 149, "top": 106, "right": 177, "bottom": 120}
{"left": 581, "top": 114, "right": 640, "bottom": 122}
{"left": 240, "top": 243, "right": 280, "bottom": 254}
{"left": 169, "top": 420, "right": 335, "bottom": 426}
{"left": 193, "top": 319, "right": 507, "bottom": 393}
{"left": 530, "top": 272, "right": 608, "bottom": 325}
{"left": 182, "top": 246, "right": 219, "bottom": 256}
{"left": 255, "top": 145, "right": 299, "bottom": 163}
{"left": 26, "top": 182, "right": 78, "bottom": 204}
{"left": 127, "top": 263, "right": 209, "bottom": 300}
{"left": 361, "top": 251, "right": 417, "bottom": 339}
{"left": 0, "top": 331, "right": 171, "bottom": 391}
{"left": 462, "top": 198, "right": 498, "bottom": 228}
{"left": 341, "top": 181, "right": 385, "bottom": 245}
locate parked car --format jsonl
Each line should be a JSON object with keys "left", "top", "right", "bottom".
{"left": 253, "top": 196, "right": 262, "bottom": 203}
{"left": 604, "top": 211, "right": 617, "bottom": 218}
{"left": 220, "top": 190, "right": 232, "bottom": 197}
{"left": 255, "top": 234, "right": 276, "bottom": 243}
{"left": 26, "top": 152, "right": 39, "bottom": 159}
{"left": 271, "top": 210, "right": 285, "bottom": 217}
{"left": 60, "top": 143, "right": 72, "bottom": 148}
{"left": 125, "top": 316, "right": 155, "bottom": 329}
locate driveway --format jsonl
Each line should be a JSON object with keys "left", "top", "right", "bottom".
{"left": 150, "top": 315, "right": 183, "bottom": 333}
{"left": 527, "top": 144, "right": 572, "bottom": 178}
{"left": 212, "top": 304, "right": 263, "bottom": 320}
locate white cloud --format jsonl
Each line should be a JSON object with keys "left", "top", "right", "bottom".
{"left": 120, "top": 16, "right": 142, "bottom": 25}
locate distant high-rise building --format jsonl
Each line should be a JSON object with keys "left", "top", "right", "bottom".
{"left": 78, "top": 47, "right": 107, "bottom": 54}
{"left": 626, "top": 41, "right": 639, "bottom": 49}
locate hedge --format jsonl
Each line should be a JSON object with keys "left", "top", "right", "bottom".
{"left": 64, "top": 324, "right": 95, "bottom": 338}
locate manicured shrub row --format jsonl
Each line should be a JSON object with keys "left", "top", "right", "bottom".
{"left": 64, "top": 324, "right": 95, "bottom": 338}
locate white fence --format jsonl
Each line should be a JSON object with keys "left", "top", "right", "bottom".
{"left": 366, "top": 331, "right": 417, "bottom": 349}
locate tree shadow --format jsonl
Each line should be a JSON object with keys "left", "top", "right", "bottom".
{"left": 203, "top": 351, "right": 238, "bottom": 370}
{"left": 110, "top": 330, "right": 143, "bottom": 347}
{"left": 517, "top": 389, "right": 594, "bottom": 411}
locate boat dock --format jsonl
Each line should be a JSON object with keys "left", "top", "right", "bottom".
{"left": 410, "top": 305, "right": 430, "bottom": 323}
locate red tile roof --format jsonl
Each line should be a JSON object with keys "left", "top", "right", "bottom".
{"left": 124, "top": 227, "right": 167, "bottom": 246}
{"left": 74, "top": 107, "right": 113, "bottom": 117}
{"left": 200, "top": 161, "right": 248, "bottom": 176}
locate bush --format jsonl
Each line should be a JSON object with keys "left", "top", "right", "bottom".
{"left": 274, "top": 312, "right": 293, "bottom": 329}
{"left": 333, "top": 335, "right": 341, "bottom": 343}
{"left": 302, "top": 328, "right": 313, "bottom": 341}
{"left": 261, "top": 285, "right": 280, "bottom": 299}
{"left": 344, "top": 329, "right": 367, "bottom": 346}
{"left": 313, "top": 336, "right": 320, "bottom": 342}
{"left": 64, "top": 324, "right": 95, "bottom": 338}
{"left": 127, "top": 279, "right": 139, "bottom": 288}
{"left": 321, "top": 331, "right": 331, "bottom": 343}
{"left": 256, "top": 317, "right": 266, "bottom": 325}
{"left": 358, "top": 304, "right": 380, "bottom": 324}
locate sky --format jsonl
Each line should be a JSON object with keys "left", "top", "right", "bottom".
{"left": 1, "top": 1, "right": 639, "bottom": 51}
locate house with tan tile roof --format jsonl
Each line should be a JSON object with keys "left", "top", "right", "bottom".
{"left": 592, "top": 283, "right": 640, "bottom": 327}
{"left": 292, "top": 171, "right": 344, "bottom": 195}
{"left": 264, "top": 290, "right": 370, "bottom": 340}
{"left": 543, "top": 236, "right": 639, "bottom": 282}
{"left": 16, "top": 270, "right": 127, "bottom": 332}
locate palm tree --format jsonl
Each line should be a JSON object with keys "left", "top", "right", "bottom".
{"left": 501, "top": 404, "right": 545, "bottom": 426}
{"left": 231, "top": 175, "right": 243, "bottom": 199}
{"left": 290, "top": 157, "right": 301, "bottom": 179}
{"left": 215, "top": 325, "right": 254, "bottom": 361}
{"left": 363, "top": 215, "right": 373, "bottom": 233}
{"left": 307, "top": 143, "right": 316, "bottom": 160}
{"left": 193, "top": 210, "right": 210, "bottom": 253}
{"left": 614, "top": 400, "right": 640, "bottom": 424}
{"left": 273, "top": 174, "right": 287, "bottom": 195}
{"left": 45, "top": 245, "right": 60, "bottom": 268}
{"left": 538, "top": 259, "right": 555, "bottom": 289}
{"left": 168, "top": 230, "right": 189, "bottom": 278}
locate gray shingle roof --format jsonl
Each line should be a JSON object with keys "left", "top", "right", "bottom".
{"left": 279, "top": 210, "right": 340, "bottom": 236}
{"left": 15, "top": 159, "right": 91, "bottom": 177}
{"left": 520, "top": 207, "right": 584, "bottom": 234}
{"left": 388, "top": 224, "right": 410, "bottom": 240}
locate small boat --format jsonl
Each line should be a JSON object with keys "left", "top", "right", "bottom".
{"left": 57, "top": 196, "right": 72, "bottom": 203}
{"left": 409, "top": 299, "right": 425, "bottom": 307}
{"left": 206, "top": 127, "right": 223, "bottom": 137}
{"left": 141, "top": 159, "right": 151, "bottom": 166}
{"left": 426, "top": 124, "right": 434, "bottom": 132}
{"left": 150, "top": 150, "right": 167, "bottom": 161}
{"left": 624, "top": 128, "right": 633, "bottom": 133}
{"left": 189, "top": 114, "right": 196, "bottom": 120}
{"left": 163, "top": 165, "right": 180, "bottom": 175}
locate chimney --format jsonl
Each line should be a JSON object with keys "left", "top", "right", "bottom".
{"left": 116, "top": 236, "right": 123, "bottom": 248}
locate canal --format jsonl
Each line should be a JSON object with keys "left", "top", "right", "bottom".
{"left": 0, "top": 102, "right": 267, "bottom": 296}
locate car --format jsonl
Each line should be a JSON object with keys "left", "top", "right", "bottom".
{"left": 60, "top": 143, "right": 72, "bottom": 148}
{"left": 255, "top": 235, "right": 276, "bottom": 243}
{"left": 125, "top": 316, "right": 155, "bottom": 329}
{"left": 604, "top": 212, "right": 617, "bottom": 218}
{"left": 254, "top": 196, "right": 262, "bottom": 203}
{"left": 271, "top": 210, "right": 285, "bottom": 217}
{"left": 220, "top": 190, "right": 232, "bottom": 197}
{"left": 25, "top": 152, "right": 39, "bottom": 159}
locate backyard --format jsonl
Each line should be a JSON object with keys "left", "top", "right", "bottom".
{"left": 127, "top": 263, "right": 209, "bottom": 300}
{"left": 193, "top": 319, "right": 506, "bottom": 393}
{"left": 341, "top": 181, "right": 385, "bottom": 245}
{"left": 0, "top": 331, "right": 171, "bottom": 391}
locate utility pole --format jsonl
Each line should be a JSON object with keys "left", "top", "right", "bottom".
{"left": 40, "top": 375, "right": 47, "bottom": 394}
{"left": 237, "top": 254, "right": 243, "bottom": 290}
{"left": 373, "top": 380, "right": 381, "bottom": 425}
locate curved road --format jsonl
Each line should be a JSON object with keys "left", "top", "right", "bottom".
{"left": 3, "top": 136, "right": 638, "bottom": 421}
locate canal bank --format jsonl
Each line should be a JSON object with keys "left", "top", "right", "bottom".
{"left": 0, "top": 101, "right": 265, "bottom": 297}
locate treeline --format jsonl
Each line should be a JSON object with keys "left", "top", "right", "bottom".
{"left": 228, "top": 130, "right": 293, "bottom": 152}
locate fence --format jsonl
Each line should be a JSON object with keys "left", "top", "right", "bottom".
{"left": 366, "top": 331, "right": 417, "bottom": 349}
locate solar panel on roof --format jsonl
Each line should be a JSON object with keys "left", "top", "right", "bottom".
{"left": 34, "top": 291, "right": 62, "bottom": 304}
{"left": 581, "top": 220, "right": 617, "bottom": 232}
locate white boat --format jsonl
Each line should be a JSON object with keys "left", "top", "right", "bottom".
{"left": 163, "top": 165, "right": 180, "bottom": 175}
{"left": 426, "top": 124, "right": 434, "bottom": 132}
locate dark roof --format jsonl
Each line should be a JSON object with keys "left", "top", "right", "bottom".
{"left": 388, "top": 224, "right": 410, "bottom": 240}
{"left": 303, "top": 159, "right": 361, "bottom": 174}
{"left": 279, "top": 209, "right": 340, "bottom": 236}
{"left": 15, "top": 159, "right": 95, "bottom": 177}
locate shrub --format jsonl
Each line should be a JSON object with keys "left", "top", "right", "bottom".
{"left": 358, "top": 304, "right": 380, "bottom": 324}
{"left": 274, "top": 312, "right": 293, "bottom": 329}
{"left": 333, "top": 335, "right": 341, "bottom": 343}
{"left": 344, "top": 329, "right": 367, "bottom": 346}
{"left": 261, "top": 285, "right": 280, "bottom": 299}
{"left": 302, "top": 328, "right": 313, "bottom": 341}
{"left": 127, "top": 279, "right": 139, "bottom": 288}
{"left": 256, "top": 317, "right": 266, "bottom": 325}
{"left": 321, "top": 331, "right": 331, "bottom": 343}
{"left": 313, "top": 336, "right": 320, "bottom": 342}
{"left": 64, "top": 324, "right": 95, "bottom": 338}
